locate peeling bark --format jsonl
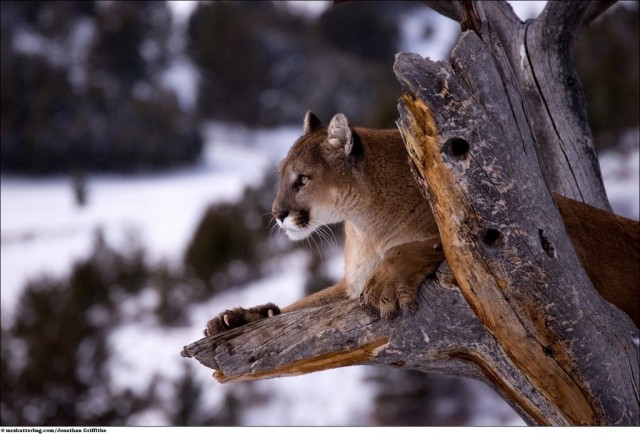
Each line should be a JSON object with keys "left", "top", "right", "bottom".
{"left": 395, "top": 33, "right": 638, "bottom": 423}
{"left": 182, "top": 265, "right": 566, "bottom": 425}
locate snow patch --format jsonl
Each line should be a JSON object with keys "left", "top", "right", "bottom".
{"left": 599, "top": 129, "right": 640, "bottom": 220}
{"left": 399, "top": 8, "right": 460, "bottom": 61}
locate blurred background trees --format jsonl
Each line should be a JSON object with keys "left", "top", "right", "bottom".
{"left": 3, "top": 0, "right": 635, "bottom": 175}
{"left": 186, "top": 0, "right": 413, "bottom": 127}
{"left": 573, "top": 4, "right": 639, "bottom": 151}
{"left": 1, "top": 1, "right": 201, "bottom": 174}
{"left": 1, "top": 0, "right": 638, "bottom": 426}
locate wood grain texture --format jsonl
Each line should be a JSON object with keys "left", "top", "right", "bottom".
{"left": 466, "top": 0, "right": 612, "bottom": 210}
{"left": 394, "top": 27, "right": 638, "bottom": 426}
{"left": 182, "top": 265, "right": 564, "bottom": 425}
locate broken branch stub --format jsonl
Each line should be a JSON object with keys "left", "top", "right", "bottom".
{"left": 180, "top": 267, "right": 489, "bottom": 382}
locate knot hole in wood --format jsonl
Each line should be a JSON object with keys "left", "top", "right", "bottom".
{"left": 481, "top": 228, "right": 502, "bottom": 247}
{"left": 443, "top": 137, "right": 470, "bottom": 159}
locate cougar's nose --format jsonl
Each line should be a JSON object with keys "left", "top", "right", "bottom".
{"left": 272, "top": 209, "right": 288, "bottom": 222}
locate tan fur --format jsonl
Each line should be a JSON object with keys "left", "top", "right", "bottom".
{"left": 204, "top": 112, "right": 639, "bottom": 335}
{"left": 555, "top": 194, "right": 639, "bottom": 327}
{"left": 272, "top": 113, "right": 443, "bottom": 319}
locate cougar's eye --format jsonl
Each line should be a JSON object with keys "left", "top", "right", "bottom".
{"left": 298, "top": 175, "right": 309, "bottom": 186}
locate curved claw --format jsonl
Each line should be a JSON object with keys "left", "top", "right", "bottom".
{"left": 204, "top": 303, "right": 282, "bottom": 336}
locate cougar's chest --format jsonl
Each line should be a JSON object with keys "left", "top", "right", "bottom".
{"left": 345, "top": 254, "right": 380, "bottom": 298}
{"left": 343, "top": 223, "right": 383, "bottom": 298}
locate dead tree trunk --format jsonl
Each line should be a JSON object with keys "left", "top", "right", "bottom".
{"left": 182, "top": 1, "right": 639, "bottom": 425}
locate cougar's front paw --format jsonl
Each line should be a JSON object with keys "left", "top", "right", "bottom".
{"left": 361, "top": 277, "right": 419, "bottom": 321}
{"left": 204, "top": 302, "right": 280, "bottom": 336}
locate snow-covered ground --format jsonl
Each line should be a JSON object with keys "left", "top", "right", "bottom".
{"left": 598, "top": 129, "right": 640, "bottom": 220}
{"left": 0, "top": 123, "right": 296, "bottom": 326}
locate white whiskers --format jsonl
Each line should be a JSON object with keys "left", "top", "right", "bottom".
{"left": 266, "top": 213, "right": 338, "bottom": 259}
{"left": 309, "top": 217, "right": 338, "bottom": 250}
{"left": 266, "top": 215, "right": 279, "bottom": 240}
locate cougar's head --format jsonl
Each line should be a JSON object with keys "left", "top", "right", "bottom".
{"left": 272, "top": 111, "right": 364, "bottom": 240}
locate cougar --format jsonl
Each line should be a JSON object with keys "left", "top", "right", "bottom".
{"left": 205, "top": 111, "right": 640, "bottom": 334}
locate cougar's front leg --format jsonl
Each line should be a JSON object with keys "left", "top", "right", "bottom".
{"left": 281, "top": 279, "right": 348, "bottom": 312}
{"left": 362, "top": 241, "right": 444, "bottom": 320}
{"left": 204, "top": 280, "right": 348, "bottom": 336}
{"left": 205, "top": 303, "right": 280, "bottom": 336}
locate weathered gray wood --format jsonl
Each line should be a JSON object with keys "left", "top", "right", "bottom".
{"left": 428, "top": 0, "right": 612, "bottom": 210}
{"left": 181, "top": 265, "right": 566, "bottom": 425}
{"left": 394, "top": 28, "right": 638, "bottom": 426}
{"left": 524, "top": 2, "right": 610, "bottom": 209}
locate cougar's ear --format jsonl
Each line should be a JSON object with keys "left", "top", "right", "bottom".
{"left": 303, "top": 111, "right": 325, "bottom": 134}
{"left": 327, "top": 113, "right": 354, "bottom": 155}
